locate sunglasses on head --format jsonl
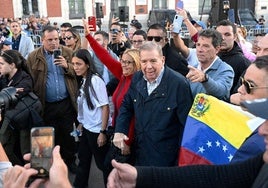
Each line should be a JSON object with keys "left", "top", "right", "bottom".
{"left": 147, "top": 36, "right": 164, "bottom": 42}
{"left": 240, "top": 77, "right": 268, "bottom": 94}
{"left": 0, "top": 51, "right": 14, "bottom": 61}
{"left": 63, "top": 36, "right": 73, "bottom": 40}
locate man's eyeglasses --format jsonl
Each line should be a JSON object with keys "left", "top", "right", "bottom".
{"left": 147, "top": 36, "right": 164, "bottom": 42}
{"left": 120, "top": 59, "right": 134, "bottom": 66}
{"left": 131, "top": 40, "right": 144, "bottom": 44}
{"left": 63, "top": 36, "right": 74, "bottom": 40}
{"left": 240, "top": 77, "right": 268, "bottom": 94}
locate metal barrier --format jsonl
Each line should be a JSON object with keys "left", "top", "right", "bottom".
{"left": 27, "top": 26, "right": 267, "bottom": 49}
{"left": 247, "top": 27, "right": 268, "bottom": 37}
{"left": 30, "top": 34, "right": 42, "bottom": 48}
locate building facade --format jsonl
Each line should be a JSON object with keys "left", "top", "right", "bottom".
{"left": 0, "top": 0, "right": 267, "bottom": 30}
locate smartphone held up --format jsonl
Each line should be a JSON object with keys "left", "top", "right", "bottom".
{"left": 31, "top": 127, "right": 54, "bottom": 178}
{"left": 53, "top": 49, "right": 62, "bottom": 59}
{"left": 88, "top": 16, "right": 97, "bottom": 32}
{"left": 173, "top": 14, "right": 184, "bottom": 34}
{"left": 176, "top": 0, "right": 184, "bottom": 10}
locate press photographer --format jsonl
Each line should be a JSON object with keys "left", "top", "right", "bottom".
{"left": 0, "top": 50, "right": 42, "bottom": 165}
{"left": 108, "top": 22, "right": 131, "bottom": 57}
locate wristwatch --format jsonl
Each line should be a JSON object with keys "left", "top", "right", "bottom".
{"left": 100, "top": 129, "right": 107, "bottom": 134}
{"left": 202, "top": 73, "right": 209, "bottom": 83}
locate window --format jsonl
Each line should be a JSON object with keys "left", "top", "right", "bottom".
{"left": 22, "top": 0, "right": 39, "bottom": 16}
{"left": 32, "top": 0, "right": 39, "bottom": 16}
{"left": 111, "top": 0, "right": 127, "bottom": 17}
{"left": 152, "top": 0, "right": 167, "bottom": 9}
{"left": 22, "top": 0, "right": 30, "bottom": 15}
{"left": 199, "top": 0, "right": 211, "bottom": 15}
{"left": 69, "top": 0, "right": 85, "bottom": 19}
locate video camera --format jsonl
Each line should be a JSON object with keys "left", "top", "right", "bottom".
{"left": 0, "top": 87, "right": 18, "bottom": 111}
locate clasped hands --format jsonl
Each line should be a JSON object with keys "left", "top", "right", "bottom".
{"left": 113, "top": 133, "right": 130, "bottom": 155}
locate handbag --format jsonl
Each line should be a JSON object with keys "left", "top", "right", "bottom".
{"left": 4, "top": 92, "right": 44, "bottom": 130}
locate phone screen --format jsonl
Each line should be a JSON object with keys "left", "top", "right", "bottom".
{"left": 88, "top": 16, "right": 97, "bottom": 31}
{"left": 176, "top": 1, "right": 184, "bottom": 9}
{"left": 31, "top": 127, "right": 54, "bottom": 178}
{"left": 53, "top": 49, "right": 61, "bottom": 59}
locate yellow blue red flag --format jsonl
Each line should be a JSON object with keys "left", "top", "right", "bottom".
{"left": 179, "top": 93, "right": 255, "bottom": 166}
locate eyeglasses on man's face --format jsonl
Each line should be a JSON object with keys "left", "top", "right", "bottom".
{"left": 240, "top": 77, "right": 268, "bottom": 94}
{"left": 147, "top": 36, "right": 164, "bottom": 42}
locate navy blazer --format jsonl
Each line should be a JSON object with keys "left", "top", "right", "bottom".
{"left": 115, "top": 67, "right": 193, "bottom": 166}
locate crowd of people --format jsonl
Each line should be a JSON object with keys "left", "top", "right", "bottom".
{"left": 0, "top": 8, "right": 267, "bottom": 188}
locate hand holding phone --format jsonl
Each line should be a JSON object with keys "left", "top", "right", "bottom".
{"left": 176, "top": 1, "right": 184, "bottom": 10}
{"left": 173, "top": 14, "right": 184, "bottom": 34}
{"left": 31, "top": 127, "right": 54, "bottom": 178}
{"left": 88, "top": 16, "right": 96, "bottom": 32}
{"left": 53, "top": 49, "right": 62, "bottom": 59}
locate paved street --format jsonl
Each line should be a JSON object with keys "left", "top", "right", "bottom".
{"left": 68, "top": 156, "right": 105, "bottom": 188}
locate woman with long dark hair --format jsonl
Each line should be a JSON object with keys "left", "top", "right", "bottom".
{"left": 72, "top": 49, "right": 110, "bottom": 187}
{"left": 0, "top": 50, "right": 33, "bottom": 165}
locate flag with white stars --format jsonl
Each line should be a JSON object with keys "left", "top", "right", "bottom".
{"left": 178, "top": 94, "right": 254, "bottom": 166}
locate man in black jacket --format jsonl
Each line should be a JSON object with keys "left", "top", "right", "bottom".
{"left": 147, "top": 23, "right": 189, "bottom": 76}
{"left": 216, "top": 20, "right": 250, "bottom": 95}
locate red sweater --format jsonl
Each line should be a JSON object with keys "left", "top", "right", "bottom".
{"left": 86, "top": 34, "right": 134, "bottom": 145}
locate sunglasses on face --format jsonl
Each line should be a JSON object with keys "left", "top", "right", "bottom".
{"left": 240, "top": 77, "right": 268, "bottom": 94}
{"left": 147, "top": 36, "right": 164, "bottom": 42}
{"left": 63, "top": 36, "right": 74, "bottom": 40}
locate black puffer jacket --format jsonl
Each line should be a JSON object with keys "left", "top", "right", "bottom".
{"left": 162, "top": 43, "right": 189, "bottom": 77}
{"left": 218, "top": 41, "right": 250, "bottom": 94}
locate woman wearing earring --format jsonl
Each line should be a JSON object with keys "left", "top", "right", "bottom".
{"left": 72, "top": 49, "right": 110, "bottom": 188}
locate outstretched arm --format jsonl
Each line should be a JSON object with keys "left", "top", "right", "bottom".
{"left": 108, "top": 154, "right": 263, "bottom": 188}
{"left": 172, "top": 32, "right": 190, "bottom": 58}
{"left": 83, "top": 19, "right": 123, "bottom": 79}
{"left": 177, "top": 9, "right": 199, "bottom": 39}
{"left": 107, "top": 159, "right": 137, "bottom": 188}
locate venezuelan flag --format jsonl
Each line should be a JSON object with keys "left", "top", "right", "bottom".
{"left": 179, "top": 94, "right": 253, "bottom": 166}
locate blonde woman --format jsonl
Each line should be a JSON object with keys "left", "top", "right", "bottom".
{"left": 83, "top": 19, "right": 140, "bottom": 170}
{"left": 64, "top": 28, "right": 81, "bottom": 52}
